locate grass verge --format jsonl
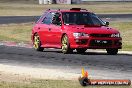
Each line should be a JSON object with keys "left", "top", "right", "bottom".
{"left": 0, "top": 1, "right": 132, "bottom": 16}
{"left": 0, "top": 22, "right": 132, "bottom": 51}
{"left": 0, "top": 23, "right": 32, "bottom": 43}
{"left": 0, "top": 80, "right": 131, "bottom": 88}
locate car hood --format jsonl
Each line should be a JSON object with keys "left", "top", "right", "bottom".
{"left": 64, "top": 25, "right": 119, "bottom": 34}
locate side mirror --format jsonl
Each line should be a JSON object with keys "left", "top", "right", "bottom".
{"left": 105, "top": 22, "right": 109, "bottom": 26}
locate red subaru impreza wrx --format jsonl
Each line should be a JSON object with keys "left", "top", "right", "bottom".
{"left": 31, "top": 8, "right": 122, "bottom": 55}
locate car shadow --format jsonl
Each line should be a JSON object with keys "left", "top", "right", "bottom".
{"left": 81, "top": 52, "right": 132, "bottom": 56}
{"left": 42, "top": 49, "right": 132, "bottom": 56}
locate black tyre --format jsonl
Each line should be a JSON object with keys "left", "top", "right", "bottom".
{"left": 106, "top": 49, "right": 118, "bottom": 55}
{"left": 33, "top": 34, "right": 44, "bottom": 51}
{"left": 76, "top": 48, "right": 87, "bottom": 54}
{"left": 61, "top": 35, "right": 73, "bottom": 54}
{"left": 79, "top": 77, "right": 90, "bottom": 86}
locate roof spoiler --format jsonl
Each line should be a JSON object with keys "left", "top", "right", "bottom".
{"left": 70, "top": 8, "right": 87, "bottom": 11}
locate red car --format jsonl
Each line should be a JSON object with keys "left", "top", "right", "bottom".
{"left": 31, "top": 8, "right": 122, "bottom": 55}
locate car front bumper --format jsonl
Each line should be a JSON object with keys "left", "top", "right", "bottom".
{"left": 70, "top": 37, "right": 122, "bottom": 49}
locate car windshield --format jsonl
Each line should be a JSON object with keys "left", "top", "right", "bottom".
{"left": 62, "top": 12, "right": 105, "bottom": 26}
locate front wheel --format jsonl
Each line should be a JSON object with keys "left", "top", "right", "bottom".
{"left": 33, "top": 34, "right": 44, "bottom": 51}
{"left": 106, "top": 49, "right": 118, "bottom": 55}
{"left": 61, "top": 35, "right": 73, "bottom": 54}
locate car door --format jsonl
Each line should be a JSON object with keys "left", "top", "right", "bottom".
{"left": 49, "top": 24, "right": 62, "bottom": 46}
{"left": 48, "top": 12, "right": 62, "bottom": 47}
{"left": 38, "top": 12, "right": 53, "bottom": 45}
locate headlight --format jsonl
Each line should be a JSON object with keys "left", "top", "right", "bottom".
{"left": 73, "top": 33, "right": 89, "bottom": 38}
{"left": 111, "top": 33, "right": 120, "bottom": 37}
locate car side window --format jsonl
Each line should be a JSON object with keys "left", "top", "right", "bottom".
{"left": 42, "top": 12, "right": 54, "bottom": 25}
{"left": 52, "top": 13, "right": 62, "bottom": 26}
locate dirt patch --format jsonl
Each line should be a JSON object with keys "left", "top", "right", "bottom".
{"left": 0, "top": 71, "right": 32, "bottom": 83}
{"left": 0, "top": 64, "right": 79, "bottom": 82}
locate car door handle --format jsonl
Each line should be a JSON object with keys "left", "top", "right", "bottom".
{"left": 49, "top": 28, "right": 51, "bottom": 31}
{"left": 38, "top": 27, "right": 40, "bottom": 30}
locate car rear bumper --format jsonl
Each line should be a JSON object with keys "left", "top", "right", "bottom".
{"left": 70, "top": 37, "right": 122, "bottom": 49}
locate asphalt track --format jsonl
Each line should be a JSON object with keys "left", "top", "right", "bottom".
{"left": 0, "top": 45, "right": 132, "bottom": 79}
{"left": 0, "top": 14, "right": 132, "bottom": 24}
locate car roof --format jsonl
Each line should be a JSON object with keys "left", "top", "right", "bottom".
{"left": 46, "top": 8, "right": 91, "bottom": 13}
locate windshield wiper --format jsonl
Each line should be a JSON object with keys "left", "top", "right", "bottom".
{"left": 65, "top": 23, "right": 77, "bottom": 25}
{"left": 84, "top": 24, "right": 101, "bottom": 27}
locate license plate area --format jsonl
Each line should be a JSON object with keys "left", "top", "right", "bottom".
{"left": 90, "top": 40, "right": 112, "bottom": 46}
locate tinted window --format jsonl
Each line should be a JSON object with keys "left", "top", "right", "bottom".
{"left": 62, "top": 12, "right": 105, "bottom": 26}
{"left": 52, "top": 13, "right": 62, "bottom": 26}
{"left": 42, "top": 12, "right": 55, "bottom": 25}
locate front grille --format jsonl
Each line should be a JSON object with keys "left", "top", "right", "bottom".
{"left": 90, "top": 34, "right": 111, "bottom": 37}
{"left": 90, "top": 40, "right": 112, "bottom": 46}
{"left": 76, "top": 39, "right": 88, "bottom": 44}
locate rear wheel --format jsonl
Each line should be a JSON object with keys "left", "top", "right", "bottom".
{"left": 76, "top": 48, "right": 87, "bottom": 54}
{"left": 61, "top": 35, "right": 73, "bottom": 54}
{"left": 106, "top": 49, "right": 118, "bottom": 55}
{"left": 33, "top": 34, "right": 44, "bottom": 51}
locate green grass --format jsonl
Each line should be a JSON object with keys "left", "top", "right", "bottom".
{"left": 0, "top": 23, "right": 32, "bottom": 43}
{"left": 0, "top": 22, "right": 132, "bottom": 50}
{"left": 0, "top": 1, "right": 132, "bottom": 16}
{"left": 0, "top": 80, "right": 131, "bottom": 88}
